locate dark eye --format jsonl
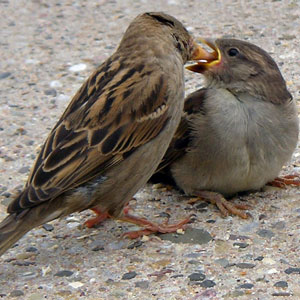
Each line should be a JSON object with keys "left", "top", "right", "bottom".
{"left": 228, "top": 48, "right": 239, "bottom": 56}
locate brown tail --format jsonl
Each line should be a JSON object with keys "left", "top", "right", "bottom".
{"left": 0, "top": 211, "right": 35, "bottom": 256}
{"left": 0, "top": 203, "right": 62, "bottom": 257}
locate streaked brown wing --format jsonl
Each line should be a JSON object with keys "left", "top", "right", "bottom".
{"left": 8, "top": 55, "right": 170, "bottom": 213}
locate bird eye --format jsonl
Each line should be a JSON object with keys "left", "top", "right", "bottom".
{"left": 228, "top": 48, "right": 239, "bottom": 56}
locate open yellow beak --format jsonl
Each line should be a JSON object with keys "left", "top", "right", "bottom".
{"left": 187, "top": 38, "right": 221, "bottom": 73}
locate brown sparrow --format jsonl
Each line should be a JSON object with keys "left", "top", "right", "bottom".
{"left": 0, "top": 12, "right": 208, "bottom": 256}
{"left": 152, "top": 38, "right": 299, "bottom": 218}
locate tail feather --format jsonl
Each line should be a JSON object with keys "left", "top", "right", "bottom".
{"left": 0, "top": 212, "right": 35, "bottom": 256}
{"left": 0, "top": 203, "right": 63, "bottom": 257}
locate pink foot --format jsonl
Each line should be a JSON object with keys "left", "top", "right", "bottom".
{"left": 268, "top": 174, "right": 300, "bottom": 188}
{"left": 84, "top": 208, "right": 109, "bottom": 228}
{"left": 120, "top": 206, "right": 191, "bottom": 239}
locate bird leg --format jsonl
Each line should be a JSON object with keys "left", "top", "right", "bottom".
{"left": 268, "top": 174, "right": 300, "bottom": 188}
{"left": 84, "top": 208, "right": 110, "bottom": 228}
{"left": 188, "top": 190, "right": 250, "bottom": 219}
{"left": 85, "top": 205, "right": 191, "bottom": 239}
{"left": 120, "top": 206, "right": 191, "bottom": 239}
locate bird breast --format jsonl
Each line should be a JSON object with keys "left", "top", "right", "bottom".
{"left": 172, "top": 88, "right": 298, "bottom": 196}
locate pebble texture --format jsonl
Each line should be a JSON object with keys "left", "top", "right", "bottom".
{"left": 0, "top": 0, "right": 299, "bottom": 299}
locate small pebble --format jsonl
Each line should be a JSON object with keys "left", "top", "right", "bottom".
{"left": 18, "top": 166, "right": 30, "bottom": 174}
{"left": 176, "top": 228, "right": 184, "bottom": 234}
{"left": 42, "top": 224, "right": 54, "bottom": 231}
{"left": 229, "top": 234, "right": 249, "bottom": 240}
{"left": 135, "top": 280, "right": 149, "bottom": 289}
{"left": 12, "top": 261, "right": 36, "bottom": 266}
{"left": 256, "top": 229, "right": 275, "bottom": 239}
{"left": 160, "top": 228, "right": 212, "bottom": 244}
{"left": 158, "top": 212, "right": 170, "bottom": 218}
{"left": 188, "top": 272, "right": 206, "bottom": 281}
{"left": 16, "top": 252, "right": 35, "bottom": 260}
{"left": 185, "top": 252, "right": 203, "bottom": 258}
{"left": 50, "top": 80, "right": 62, "bottom": 88}
{"left": 141, "top": 235, "right": 150, "bottom": 242}
{"left": 279, "top": 259, "right": 289, "bottom": 265}
{"left": 196, "top": 289, "right": 217, "bottom": 298}
{"left": 263, "top": 258, "right": 276, "bottom": 265}
{"left": 206, "top": 219, "right": 216, "bottom": 223}
{"left": 42, "top": 266, "right": 51, "bottom": 277}
{"left": 236, "top": 263, "right": 256, "bottom": 269}
{"left": 90, "top": 240, "right": 104, "bottom": 252}
{"left": 233, "top": 242, "right": 249, "bottom": 249}
{"left": 238, "top": 283, "right": 254, "bottom": 289}
{"left": 226, "top": 290, "right": 245, "bottom": 297}
{"left": 171, "top": 274, "right": 184, "bottom": 278}
{"left": 56, "top": 290, "right": 72, "bottom": 297}
{"left": 239, "top": 222, "right": 259, "bottom": 234}
{"left": 91, "top": 245, "right": 104, "bottom": 252}
{"left": 69, "top": 63, "right": 87, "bottom": 72}
{"left": 254, "top": 256, "right": 264, "bottom": 261}
{"left": 9, "top": 290, "right": 24, "bottom": 297}
{"left": 274, "top": 281, "right": 288, "bottom": 288}
{"left": 25, "top": 59, "right": 39, "bottom": 64}
{"left": 57, "top": 94, "right": 69, "bottom": 102}
{"left": 284, "top": 267, "right": 300, "bottom": 274}
{"left": 272, "top": 221, "right": 286, "bottom": 230}
{"left": 69, "top": 282, "right": 84, "bottom": 289}
{"left": 66, "top": 222, "right": 80, "bottom": 229}
{"left": 2, "top": 190, "right": 10, "bottom": 197}
{"left": 44, "top": 89, "right": 57, "bottom": 96}
{"left": 259, "top": 214, "right": 267, "bottom": 220}
{"left": 54, "top": 270, "right": 73, "bottom": 277}
{"left": 22, "top": 271, "right": 37, "bottom": 279}
{"left": 279, "top": 34, "right": 296, "bottom": 40}
{"left": 0, "top": 72, "right": 11, "bottom": 79}
{"left": 215, "top": 258, "right": 230, "bottom": 268}
{"left": 199, "top": 280, "right": 216, "bottom": 288}
{"left": 27, "top": 293, "right": 44, "bottom": 300}
{"left": 26, "top": 247, "right": 38, "bottom": 253}
{"left": 127, "top": 241, "right": 143, "bottom": 249}
{"left": 122, "top": 271, "right": 137, "bottom": 280}
{"left": 107, "top": 240, "right": 128, "bottom": 250}
{"left": 272, "top": 292, "right": 291, "bottom": 297}
{"left": 195, "top": 202, "right": 209, "bottom": 209}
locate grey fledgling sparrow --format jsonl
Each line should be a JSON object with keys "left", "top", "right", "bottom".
{"left": 152, "top": 38, "right": 299, "bottom": 218}
{"left": 0, "top": 12, "right": 207, "bottom": 256}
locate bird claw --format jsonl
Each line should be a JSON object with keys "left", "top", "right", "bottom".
{"left": 190, "top": 190, "right": 250, "bottom": 219}
{"left": 268, "top": 174, "right": 300, "bottom": 188}
{"left": 84, "top": 205, "right": 191, "bottom": 239}
{"left": 84, "top": 208, "right": 109, "bottom": 228}
{"left": 121, "top": 213, "right": 191, "bottom": 239}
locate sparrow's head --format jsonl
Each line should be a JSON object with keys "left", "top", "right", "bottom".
{"left": 119, "top": 12, "right": 210, "bottom": 64}
{"left": 187, "top": 38, "right": 291, "bottom": 104}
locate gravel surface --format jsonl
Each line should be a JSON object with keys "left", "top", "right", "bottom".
{"left": 0, "top": 0, "right": 299, "bottom": 299}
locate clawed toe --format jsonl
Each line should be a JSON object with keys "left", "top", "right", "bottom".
{"left": 269, "top": 174, "right": 300, "bottom": 188}
{"left": 190, "top": 190, "right": 250, "bottom": 219}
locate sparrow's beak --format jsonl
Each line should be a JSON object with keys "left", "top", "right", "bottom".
{"left": 187, "top": 38, "right": 221, "bottom": 73}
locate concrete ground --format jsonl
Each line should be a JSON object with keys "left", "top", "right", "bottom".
{"left": 0, "top": 0, "right": 299, "bottom": 299}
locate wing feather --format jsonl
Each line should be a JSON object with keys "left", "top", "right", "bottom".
{"left": 8, "top": 55, "right": 170, "bottom": 213}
